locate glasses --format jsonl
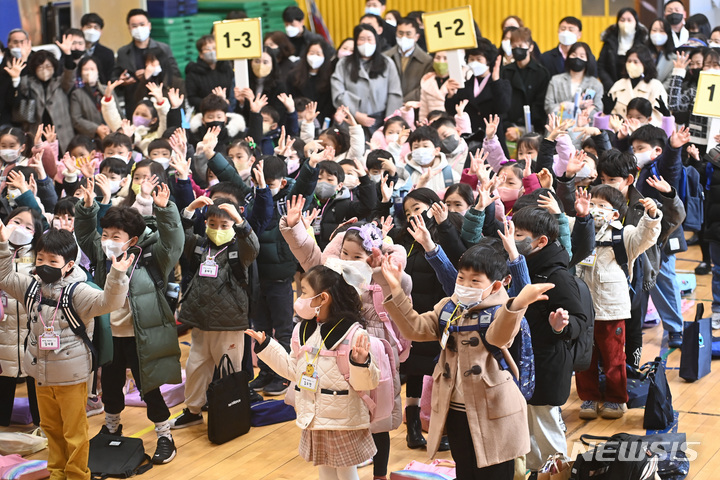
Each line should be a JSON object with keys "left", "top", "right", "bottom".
{"left": 589, "top": 203, "right": 616, "bottom": 212}
{"left": 36, "top": 65, "right": 54, "bottom": 72}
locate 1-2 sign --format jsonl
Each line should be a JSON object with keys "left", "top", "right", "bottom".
{"left": 693, "top": 71, "right": 720, "bottom": 118}
{"left": 214, "top": 18, "right": 263, "bottom": 60}
{"left": 422, "top": 6, "right": 477, "bottom": 53}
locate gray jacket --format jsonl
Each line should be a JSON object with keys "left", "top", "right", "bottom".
{"left": 70, "top": 84, "right": 117, "bottom": 138}
{"left": 17, "top": 72, "right": 74, "bottom": 152}
{"left": 0, "top": 242, "right": 129, "bottom": 387}
{"left": 544, "top": 72, "right": 604, "bottom": 115}
{"left": 330, "top": 56, "right": 403, "bottom": 117}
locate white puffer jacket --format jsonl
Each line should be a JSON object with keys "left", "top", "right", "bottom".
{"left": 0, "top": 245, "right": 35, "bottom": 378}
{"left": 257, "top": 320, "right": 379, "bottom": 430}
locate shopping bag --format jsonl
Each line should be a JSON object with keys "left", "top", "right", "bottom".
{"left": 206, "top": 354, "right": 251, "bottom": 444}
{"left": 538, "top": 453, "right": 572, "bottom": 480}
{"left": 680, "top": 304, "right": 712, "bottom": 382}
{"left": 644, "top": 357, "right": 674, "bottom": 430}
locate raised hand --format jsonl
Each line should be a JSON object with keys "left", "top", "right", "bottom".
{"left": 55, "top": 34, "right": 73, "bottom": 56}
{"left": 475, "top": 178, "right": 496, "bottom": 211}
{"left": 497, "top": 217, "right": 519, "bottom": 261}
{"left": 300, "top": 207, "right": 320, "bottom": 230}
{"left": 673, "top": 50, "right": 690, "bottom": 70}
{"left": 62, "top": 152, "right": 78, "bottom": 174}
{"left": 484, "top": 114, "right": 500, "bottom": 139}
{"left": 379, "top": 215, "right": 394, "bottom": 238}
{"left": 351, "top": 333, "right": 371, "bottom": 364}
{"left": 538, "top": 192, "right": 561, "bottom": 215}
{"left": 169, "top": 154, "right": 191, "bottom": 181}
{"left": 380, "top": 254, "right": 403, "bottom": 293}
{"left": 514, "top": 283, "right": 555, "bottom": 310}
{"left": 646, "top": 175, "right": 671, "bottom": 194}
{"left": 249, "top": 93, "right": 268, "bottom": 113}
{"left": 28, "top": 152, "right": 47, "bottom": 180}
{"left": 639, "top": 197, "right": 659, "bottom": 218}
{"left": 341, "top": 105, "right": 358, "bottom": 126}
{"left": 152, "top": 182, "right": 170, "bottom": 208}
{"left": 687, "top": 144, "right": 700, "bottom": 161}
{"left": 285, "top": 194, "right": 305, "bottom": 228}
{"left": 78, "top": 155, "right": 98, "bottom": 179}
{"left": 491, "top": 54, "right": 502, "bottom": 81}
{"left": 34, "top": 124, "right": 45, "bottom": 146}
{"left": 7, "top": 170, "right": 28, "bottom": 193}
{"left": 252, "top": 159, "right": 266, "bottom": 188}
{"left": 140, "top": 174, "right": 159, "bottom": 198}
{"left": 120, "top": 118, "right": 136, "bottom": 138}
{"left": 455, "top": 99, "right": 469, "bottom": 116}
{"left": 104, "top": 79, "right": 123, "bottom": 99}
{"left": 669, "top": 125, "right": 691, "bottom": 149}
{"left": 212, "top": 86, "right": 227, "bottom": 101}
{"left": 245, "top": 329, "right": 267, "bottom": 344}
{"left": 202, "top": 126, "right": 221, "bottom": 158}
{"left": 303, "top": 101, "right": 319, "bottom": 124}
{"left": 43, "top": 124, "right": 57, "bottom": 143}
{"left": 94, "top": 173, "right": 111, "bottom": 203}
{"left": 0, "top": 220, "right": 16, "bottom": 243}
{"left": 80, "top": 176, "right": 96, "bottom": 207}
{"left": 167, "top": 88, "right": 184, "bottom": 109}
{"left": 537, "top": 168, "right": 553, "bottom": 189}
{"left": 429, "top": 201, "right": 449, "bottom": 225}
{"left": 218, "top": 202, "right": 244, "bottom": 223}
{"left": 146, "top": 82, "right": 164, "bottom": 102}
{"left": 111, "top": 251, "right": 136, "bottom": 272}
{"left": 417, "top": 166, "right": 442, "bottom": 189}
{"left": 380, "top": 174, "right": 395, "bottom": 203}
{"left": 407, "top": 213, "right": 435, "bottom": 252}
{"left": 169, "top": 128, "right": 188, "bottom": 161}
{"left": 277, "top": 93, "right": 295, "bottom": 113}
{"left": 187, "top": 196, "right": 213, "bottom": 212}
{"left": 574, "top": 188, "right": 591, "bottom": 217}
{"left": 565, "top": 150, "right": 587, "bottom": 178}
{"left": 3, "top": 57, "right": 26, "bottom": 79}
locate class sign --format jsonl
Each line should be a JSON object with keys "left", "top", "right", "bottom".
{"left": 214, "top": 18, "right": 263, "bottom": 60}
{"left": 422, "top": 6, "right": 477, "bottom": 53}
{"left": 693, "top": 71, "right": 720, "bottom": 118}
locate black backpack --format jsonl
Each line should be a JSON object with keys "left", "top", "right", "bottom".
{"left": 570, "top": 433, "right": 659, "bottom": 480}
{"left": 537, "top": 267, "right": 596, "bottom": 372}
{"left": 88, "top": 433, "right": 152, "bottom": 479}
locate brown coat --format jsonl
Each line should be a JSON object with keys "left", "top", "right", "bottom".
{"left": 384, "top": 45, "right": 434, "bottom": 102}
{"left": 383, "top": 288, "right": 530, "bottom": 467}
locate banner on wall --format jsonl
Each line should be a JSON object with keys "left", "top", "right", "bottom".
{"left": 306, "top": 0, "right": 332, "bottom": 45}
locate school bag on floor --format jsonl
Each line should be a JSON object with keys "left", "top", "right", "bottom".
{"left": 680, "top": 304, "right": 712, "bottom": 382}
{"left": 644, "top": 356, "right": 674, "bottom": 430}
{"left": 570, "top": 433, "right": 659, "bottom": 480}
{"left": 287, "top": 322, "right": 396, "bottom": 431}
{"left": 250, "top": 400, "right": 296, "bottom": 427}
{"left": 206, "top": 354, "right": 252, "bottom": 444}
{"left": 0, "top": 454, "right": 49, "bottom": 480}
{"left": 88, "top": 433, "right": 152, "bottom": 479}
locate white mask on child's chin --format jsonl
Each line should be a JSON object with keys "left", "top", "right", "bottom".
{"left": 454, "top": 282, "right": 496, "bottom": 307}
{"left": 634, "top": 150, "right": 654, "bottom": 169}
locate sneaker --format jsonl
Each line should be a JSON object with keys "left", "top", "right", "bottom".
{"left": 599, "top": 402, "right": 626, "bottom": 419}
{"left": 695, "top": 262, "right": 711, "bottom": 275}
{"left": 170, "top": 408, "right": 203, "bottom": 429}
{"left": 558, "top": 408, "right": 567, "bottom": 433}
{"left": 668, "top": 332, "right": 683, "bottom": 349}
{"left": 86, "top": 396, "right": 104, "bottom": 417}
{"left": 98, "top": 424, "right": 122, "bottom": 436}
{"left": 686, "top": 233, "right": 699, "bottom": 246}
{"left": 249, "top": 388, "right": 263, "bottom": 403}
{"left": 263, "top": 376, "right": 290, "bottom": 396}
{"left": 249, "top": 370, "right": 274, "bottom": 390}
{"left": 152, "top": 436, "right": 177, "bottom": 464}
{"left": 712, "top": 313, "right": 720, "bottom": 330}
{"left": 438, "top": 435, "right": 450, "bottom": 451}
{"left": 201, "top": 402, "right": 209, "bottom": 412}
{"left": 579, "top": 400, "right": 598, "bottom": 420}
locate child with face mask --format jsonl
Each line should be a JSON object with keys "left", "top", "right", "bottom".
{"left": 0, "top": 207, "right": 44, "bottom": 427}
{"left": 170, "top": 197, "right": 259, "bottom": 430}
{"left": 0, "top": 226, "right": 131, "bottom": 480}
{"left": 246, "top": 265, "right": 380, "bottom": 480}
{"left": 400, "top": 127, "right": 459, "bottom": 194}
{"left": 575, "top": 185, "right": 661, "bottom": 420}
{"left": 280, "top": 195, "right": 411, "bottom": 480}
{"left": 381, "top": 245, "right": 553, "bottom": 480}
{"left": 74, "top": 179, "right": 184, "bottom": 466}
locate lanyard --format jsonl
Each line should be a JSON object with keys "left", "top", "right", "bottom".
{"left": 206, "top": 245, "right": 228, "bottom": 262}
{"left": 125, "top": 246, "right": 142, "bottom": 285}
{"left": 303, "top": 320, "right": 343, "bottom": 367}
{"left": 445, "top": 304, "right": 461, "bottom": 327}
{"left": 37, "top": 293, "right": 62, "bottom": 331}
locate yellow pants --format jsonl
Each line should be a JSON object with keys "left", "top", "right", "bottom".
{"left": 36, "top": 382, "right": 90, "bottom": 480}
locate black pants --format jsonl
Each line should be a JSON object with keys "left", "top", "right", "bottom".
{"left": 446, "top": 409, "right": 515, "bottom": 480}
{"left": 101, "top": 337, "right": 170, "bottom": 423}
{"left": 0, "top": 376, "right": 40, "bottom": 426}
{"left": 372, "top": 431, "right": 390, "bottom": 477}
{"left": 401, "top": 341, "right": 439, "bottom": 398}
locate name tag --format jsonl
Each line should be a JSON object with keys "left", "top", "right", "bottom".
{"left": 579, "top": 250, "right": 597, "bottom": 267}
{"left": 0, "top": 291, "right": 6, "bottom": 308}
{"left": 440, "top": 327, "right": 450, "bottom": 350}
{"left": 40, "top": 332, "right": 60, "bottom": 350}
{"left": 479, "top": 313, "right": 492, "bottom": 325}
{"left": 298, "top": 373, "right": 318, "bottom": 392}
{"left": 312, "top": 217, "right": 322, "bottom": 236}
{"left": 199, "top": 260, "right": 218, "bottom": 278}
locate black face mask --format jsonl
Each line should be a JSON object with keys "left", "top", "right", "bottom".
{"left": 566, "top": 57, "right": 587, "bottom": 72}
{"left": 665, "top": 13, "right": 683, "bottom": 26}
{"left": 687, "top": 68, "right": 701, "bottom": 82}
{"left": 204, "top": 121, "right": 226, "bottom": 134}
{"left": 266, "top": 47, "right": 280, "bottom": 58}
{"left": 71, "top": 50, "right": 85, "bottom": 60}
{"left": 512, "top": 47, "right": 528, "bottom": 62}
{"left": 35, "top": 264, "right": 65, "bottom": 284}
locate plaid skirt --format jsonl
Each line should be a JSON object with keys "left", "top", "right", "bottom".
{"left": 299, "top": 428, "right": 376, "bottom": 467}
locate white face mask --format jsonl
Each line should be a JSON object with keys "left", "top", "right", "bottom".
{"left": 368, "top": 173, "right": 383, "bottom": 183}
{"left": 10, "top": 48, "right": 22, "bottom": 59}
{"left": 270, "top": 186, "right": 281, "bottom": 196}
{"left": 501, "top": 39, "right": 513, "bottom": 56}
{"left": 704, "top": 68, "right": 720, "bottom": 75}
{"left": 344, "top": 174, "right": 360, "bottom": 189}
{"left": 82, "top": 70, "right": 99, "bottom": 86}
{"left": 152, "top": 65, "right": 162, "bottom": 76}
{"left": 36, "top": 69, "right": 53, "bottom": 82}
{"left": 285, "top": 25, "right": 300, "bottom": 38}
{"left": 0, "top": 149, "right": 20, "bottom": 163}
{"left": 357, "top": 42, "right": 376, "bottom": 57}
{"left": 634, "top": 150, "right": 654, "bottom": 168}
{"left": 385, "top": 18, "right": 397, "bottom": 27}
{"left": 650, "top": 32, "right": 668, "bottom": 46}
{"left": 131, "top": 26, "right": 151, "bottom": 42}
{"left": 153, "top": 157, "right": 171, "bottom": 169}
{"left": 9, "top": 225, "right": 33, "bottom": 246}
{"left": 107, "top": 154, "right": 129, "bottom": 164}
{"left": 454, "top": 282, "right": 495, "bottom": 307}
{"left": 468, "top": 61, "right": 489, "bottom": 77}
{"left": 307, "top": 54, "right": 324, "bottom": 69}
{"left": 84, "top": 28, "right": 101, "bottom": 44}
{"left": 7, "top": 188, "right": 22, "bottom": 204}
{"left": 101, "top": 238, "right": 130, "bottom": 259}
{"left": 397, "top": 36, "right": 416, "bottom": 53}
{"left": 208, "top": 178, "right": 220, "bottom": 187}
{"left": 558, "top": 31, "right": 578, "bottom": 46}
{"left": 411, "top": 147, "right": 436, "bottom": 166}
{"left": 709, "top": 42, "right": 720, "bottom": 49}
{"left": 109, "top": 180, "right": 122, "bottom": 194}
{"left": 365, "top": 6, "right": 382, "bottom": 16}
{"left": 385, "top": 133, "right": 400, "bottom": 144}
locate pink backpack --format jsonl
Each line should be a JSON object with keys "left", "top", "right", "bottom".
{"left": 369, "top": 284, "right": 412, "bottom": 363}
{"left": 287, "top": 322, "right": 396, "bottom": 430}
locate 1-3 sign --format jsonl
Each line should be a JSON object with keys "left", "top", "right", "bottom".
{"left": 693, "top": 71, "right": 720, "bottom": 118}
{"left": 422, "top": 6, "right": 477, "bottom": 53}
{"left": 214, "top": 18, "right": 263, "bottom": 60}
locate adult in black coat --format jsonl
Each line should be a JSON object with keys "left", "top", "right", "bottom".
{"left": 501, "top": 28, "right": 551, "bottom": 134}
{"left": 540, "top": 16, "right": 598, "bottom": 77}
{"left": 282, "top": 6, "right": 331, "bottom": 57}
{"left": 597, "top": 8, "right": 649, "bottom": 93}
{"left": 185, "top": 35, "right": 234, "bottom": 111}
{"left": 81, "top": 13, "right": 115, "bottom": 83}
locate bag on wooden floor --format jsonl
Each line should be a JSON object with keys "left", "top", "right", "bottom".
{"left": 206, "top": 354, "right": 251, "bottom": 444}
{"left": 11, "top": 397, "right": 33, "bottom": 425}
{"left": 88, "top": 433, "right": 152, "bottom": 479}
{"left": 0, "top": 429, "right": 47, "bottom": 456}
{"left": 644, "top": 356, "right": 674, "bottom": 430}
{"left": 538, "top": 453, "right": 572, "bottom": 480}
{"left": 402, "top": 460, "right": 455, "bottom": 477}
{"left": 570, "top": 433, "right": 659, "bottom": 480}
{"left": 0, "top": 454, "right": 49, "bottom": 480}
{"left": 642, "top": 432, "right": 690, "bottom": 480}
{"left": 679, "top": 304, "right": 712, "bottom": 382}
{"left": 250, "top": 400, "right": 296, "bottom": 427}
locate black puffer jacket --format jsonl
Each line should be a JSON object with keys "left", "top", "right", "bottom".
{"left": 524, "top": 240, "right": 587, "bottom": 406}
{"left": 185, "top": 58, "right": 234, "bottom": 110}
{"left": 597, "top": 23, "right": 649, "bottom": 92}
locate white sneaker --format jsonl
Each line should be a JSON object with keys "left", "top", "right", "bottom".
{"left": 712, "top": 313, "right": 720, "bottom": 330}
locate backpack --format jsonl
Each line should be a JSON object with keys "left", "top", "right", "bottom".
{"left": 537, "top": 267, "right": 596, "bottom": 372}
{"left": 288, "top": 322, "right": 396, "bottom": 430}
{"left": 651, "top": 163, "right": 704, "bottom": 232}
{"left": 438, "top": 302, "right": 535, "bottom": 400}
{"left": 24, "top": 279, "right": 110, "bottom": 394}
{"left": 570, "top": 433, "right": 659, "bottom": 480}
{"left": 188, "top": 237, "right": 250, "bottom": 291}
{"left": 88, "top": 433, "right": 152, "bottom": 479}
{"left": 369, "top": 284, "right": 411, "bottom": 362}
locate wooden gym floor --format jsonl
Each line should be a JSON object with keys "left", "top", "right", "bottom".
{"left": 6, "top": 241, "right": 720, "bottom": 479}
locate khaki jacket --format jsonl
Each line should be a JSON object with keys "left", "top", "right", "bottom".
{"left": 383, "top": 288, "right": 530, "bottom": 467}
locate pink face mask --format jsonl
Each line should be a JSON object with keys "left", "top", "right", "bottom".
{"left": 497, "top": 186, "right": 521, "bottom": 203}
{"left": 294, "top": 294, "right": 321, "bottom": 319}
{"left": 132, "top": 115, "right": 152, "bottom": 127}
